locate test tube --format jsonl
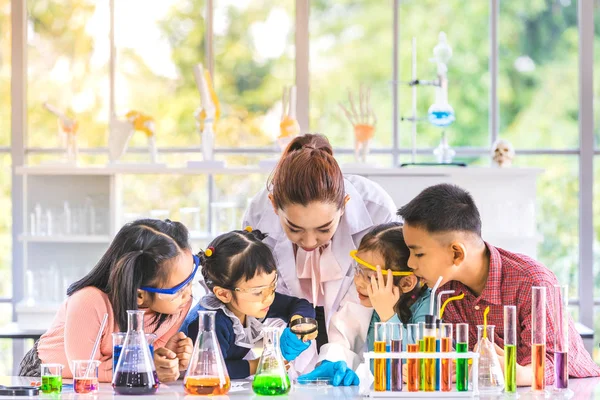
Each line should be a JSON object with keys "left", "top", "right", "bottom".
{"left": 504, "top": 305, "right": 517, "bottom": 393}
{"left": 455, "top": 323, "right": 469, "bottom": 392}
{"left": 389, "top": 323, "right": 403, "bottom": 391}
{"left": 386, "top": 324, "right": 392, "bottom": 391}
{"left": 532, "top": 286, "right": 546, "bottom": 392}
{"left": 374, "top": 322, "right": 387, "bottom": 392}
{"left": 406, "top": 323, "right": 420, "bottom": 392}
{"left": 418, "top": 321, "right": 425, "bottom": 390}
{"left": 553, "top": 285, "right": 569, "bottom": 390}
{"left": 435, "top": 318, "right": 441, "bottom": 390}
{"left": 440, "top": 323, "right": 453, "bottom": 392}
{"left": 423, "top": 315, "right": 436, "bottom": 391}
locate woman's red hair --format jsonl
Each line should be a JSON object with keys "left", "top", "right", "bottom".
{"left": 268, "top": 134, "right": 345, "bottom": 210}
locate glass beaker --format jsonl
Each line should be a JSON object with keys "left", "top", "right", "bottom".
{"left": 475, "top": 325, "right": 504, "bottom": 394}
{"left": 112, "top": 310, "right": 159, "bottom": 395}
{"left": 40, "top": 363, "right": 63, "bottom": 394}
{"left": 72, "top": 360, "right": 100, "bottom": 394}
{"left": 252, "top": 327, "right": 291, "bottom": 396}
{"left": 184, "top": 310, "right": 231, "bottom": 395}
{"left": 112, "top": 332, "right": 157, "bottom": 371}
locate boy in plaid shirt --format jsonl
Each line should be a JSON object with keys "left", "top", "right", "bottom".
{"left": 398, "top": 183, "right": 600, "bottom": 386}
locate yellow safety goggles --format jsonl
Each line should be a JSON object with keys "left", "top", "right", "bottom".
{"left": 350, "top": 250, "right": 413, "bottom": 277}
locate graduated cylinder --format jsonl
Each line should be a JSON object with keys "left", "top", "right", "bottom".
{"left": 553, "top": 285, "right": 569, "bottom": 391}
{"left": 504, "top": 305, "right": 517, "bottom": 393}
{"left": 531, "top": 286, "right": 546, "bottom": 392}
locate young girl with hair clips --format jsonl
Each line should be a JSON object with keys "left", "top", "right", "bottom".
{"left": 19, "top": 219, "right": 196, "bottom": 383}
{"left": 299, "top": 222, "right": 431, "bottom": 382}
{"left": 179, "top": 228, "right": 317, "bottom": 380}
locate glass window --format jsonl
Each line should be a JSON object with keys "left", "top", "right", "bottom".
{"left": 398, "top": 0, "right": 489, "bottom": 150}
{"left": 114, "top": 0, "right": 206, "bottom": 149}
{"left": 513, "top": 155, "right": 579, "bottom": 298}
{"left": 499, "top": 1, "right": 578, "bottom": 149}
{"left": 120, "top": 174, "right": 209, "bottom": 238}
{"left": 0, "top": 154, "right": 11, "bottom": 298}
{"left": 213, "top": 0, "right": 294, "bottom": 148}
{"left": 595, "top": 2, "right": 600, "bottom": 148}
{"left": 0, "top": 0, "right": 9, "bottom": 146}
{"left": 27, "top": 0, "right": 109, "bottom": 148}
{"left": 0, "top": 305, "right": 14, "bottom": 375}
{"left": 593, "top": 157, "right": 600, "bottom": 300}
{"left": 310, "top": 1, "right": 393, "bottom": 150}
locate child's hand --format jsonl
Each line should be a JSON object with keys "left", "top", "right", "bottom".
{"left": 154, "top": 347, "right": 180, "bottom": 382}
{"left": 367, "top": 266, "right": 400, "bottom": 322}
{"left": 165, "top": 332, "right": 194, "bottom": 371}
{"left": 280, "top": 327, "right": 310, "bottom": 361}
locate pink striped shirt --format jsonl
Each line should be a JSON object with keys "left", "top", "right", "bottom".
{"left": 37, "top": 286, "right": 191, "bottom": 382}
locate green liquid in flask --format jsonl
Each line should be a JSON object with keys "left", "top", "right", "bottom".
{"left": 252, "top": 374, "right": 291, "bottom": 395}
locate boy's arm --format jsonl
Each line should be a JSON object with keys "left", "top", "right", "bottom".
{"left": 267, "top": 292, "right": 316, "bottom": 322}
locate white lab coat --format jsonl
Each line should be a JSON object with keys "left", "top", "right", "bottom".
{"left": 242, "top": 174, "right": 398, "bottom": 372}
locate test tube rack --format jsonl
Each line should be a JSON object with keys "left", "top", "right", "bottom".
{"left": 363, "top": 351, "right": 480, "bottom": 398}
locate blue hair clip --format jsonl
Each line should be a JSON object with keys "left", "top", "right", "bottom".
{"left": 140, "top": 255, "right": 200, "bottom": 295}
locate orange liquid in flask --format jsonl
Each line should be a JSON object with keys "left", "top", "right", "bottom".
{"left": 184, "top": 376, "right": 231, "bottom": 395}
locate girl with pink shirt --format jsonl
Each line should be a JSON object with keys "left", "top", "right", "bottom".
{"left": 19, "top": 219, "right": 195, "bottom": 383}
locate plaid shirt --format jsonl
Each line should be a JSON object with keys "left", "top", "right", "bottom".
{"left": 440, "top": 242, "right": 600, "bottom": 383}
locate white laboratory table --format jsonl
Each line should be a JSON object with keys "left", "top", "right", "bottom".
{"left": 1, "top": 376, "right": 599, "bottom": 399}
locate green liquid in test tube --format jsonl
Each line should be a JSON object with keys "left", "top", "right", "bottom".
{"left": 504, "top": 305, "right": 517, "bottom": 393}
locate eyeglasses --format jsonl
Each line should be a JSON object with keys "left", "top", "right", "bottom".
{"left": 229, "top": 274, "right": 278, "bottom": 302}
{"left": 140, "top": 255, "right": 199, "bottom": 303}
{"left": 350, "top": 250, "right": 413, "bottom": 280}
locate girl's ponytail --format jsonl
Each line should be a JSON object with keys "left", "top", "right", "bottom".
{"left": 108, "top": 251, "right": 149, "bottom": 331}
{"left": 244, "top": 228, "right": 268, "bottom": 242}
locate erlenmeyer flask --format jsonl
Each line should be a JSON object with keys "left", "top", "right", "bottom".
{"left": 252, "top": 327, "right": 291, "bottom": 395}
{"left": 475, "top": 325, "right": 504, "bottom": 394}
{"left": 184, "top": 311, "right": 230, "bottom": 395}
{"left": 112, "top": 310, "right": 159, "bottom": 395}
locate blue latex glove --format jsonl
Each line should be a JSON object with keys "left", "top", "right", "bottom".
{"left": 297, "top": 360, "right": 360, "bottom": 387}
{"left": 279, "top": 327, "right": 310, "bottom": 361}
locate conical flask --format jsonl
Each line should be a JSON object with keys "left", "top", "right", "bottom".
{"left": 112, "top": 310, "right": 159, "bottom": 395}
{"left": 474, "top": 325, "right": 504, "bottom": 394}
{"left": 184, "top": 311, "right": 231, "bottom": 395}
{"left": 252, "top": 327, "right": 291, "bottom": 395}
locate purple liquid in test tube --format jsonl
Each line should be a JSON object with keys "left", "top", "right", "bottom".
{"left": 553, "top": 285, "right": 569, "bottom": 391}
{"left": 554, "top": 351, "right": 568, "bottom": 389}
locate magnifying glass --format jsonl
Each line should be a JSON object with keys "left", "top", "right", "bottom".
{"left": 289, "top": 317, "right": 318, "bottom": 341}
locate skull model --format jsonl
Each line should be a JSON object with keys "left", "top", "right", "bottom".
{"left": 491, "top": 139, "right": 515, "bottom": 168}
